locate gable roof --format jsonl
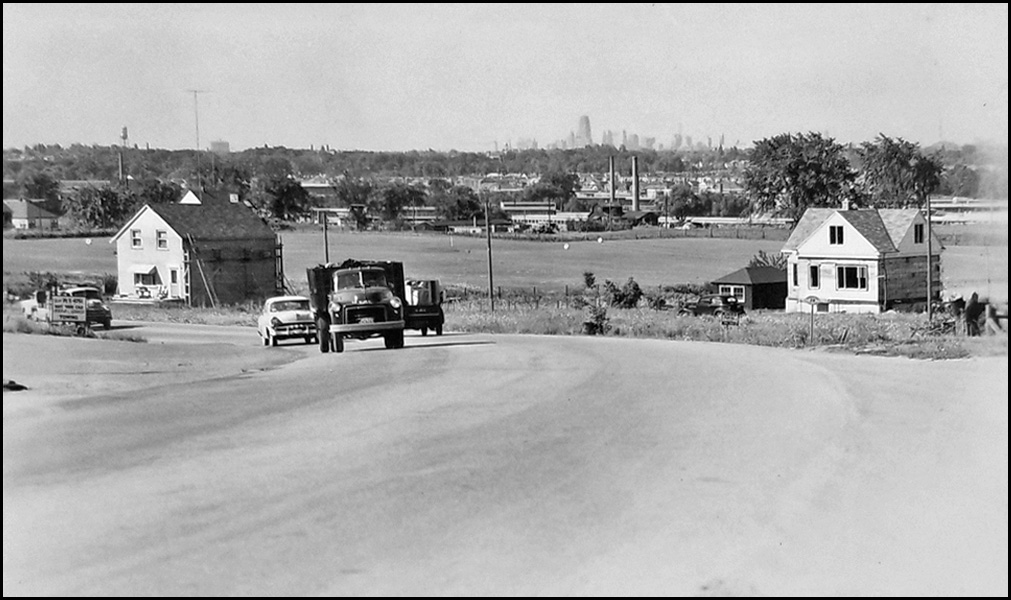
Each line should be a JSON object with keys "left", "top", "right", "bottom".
{"left": 781, "top": 208, "right": 835, "bottom": 252}
{"left": 3, "top": 199, "right": 59, "bottom": 220}
{"left": 838, "top": 210, "right": 897, "bottom": 253}
{"left": 111, "top": 191, "right": 274, "bottom": 243}
{"left": 782, "top": 207, "right": 924, "bottom": 254}
{"left": 712, "top": 266, "right": 788, "bottom": 286}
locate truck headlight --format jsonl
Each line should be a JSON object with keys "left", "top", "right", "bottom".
{"left": 390, "top": 297, "right": 402, "bottom": 310}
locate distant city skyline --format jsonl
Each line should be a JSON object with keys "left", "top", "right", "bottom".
{"left": 3, "top": 4, "right": 1008, "bottom": 153}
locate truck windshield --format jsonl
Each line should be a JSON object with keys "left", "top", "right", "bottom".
{"left": 336, "top": 270, "right": 388, "bottom": 290}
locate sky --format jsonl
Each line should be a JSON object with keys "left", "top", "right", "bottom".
{"left": 3, "top": 3, "right": 1008, "bottom": 152}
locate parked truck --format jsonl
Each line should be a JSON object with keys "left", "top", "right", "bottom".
{"left": 307, "top": 259, "right": 444, "bottom": 354}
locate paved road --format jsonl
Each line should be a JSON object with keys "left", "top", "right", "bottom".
{"left": 3, "top": 323, "right": 1007, "bottom": 596}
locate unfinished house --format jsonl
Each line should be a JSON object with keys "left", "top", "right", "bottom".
{"left": 782, "top": 207, "right": 942, "bottom": 314}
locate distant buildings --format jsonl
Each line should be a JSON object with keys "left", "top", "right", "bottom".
{"left": 209, "top": 140, "right": 230, "bottom": 155}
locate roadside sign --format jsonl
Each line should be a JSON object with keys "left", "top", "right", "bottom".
{"left": 50, "top": 295, "right": 87, "bottom": 323}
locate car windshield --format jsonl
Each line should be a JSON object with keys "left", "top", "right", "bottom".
{"left": 270, "top": 299, "right": 310, "bottom": 312}
{"left": 336, "top": 269, "right": 388, "bottom": 290}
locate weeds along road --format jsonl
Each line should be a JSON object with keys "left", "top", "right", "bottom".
{"left": 3, "top": 323, "right": 1008, "bottom": 596}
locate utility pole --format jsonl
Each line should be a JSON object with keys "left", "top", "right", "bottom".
{"left": 187, "top": 89, "right": 209, "bottom": 196}
{"left": 322, "top": 210, "right": 330, "bottom": 263}
{"left": 484, "top": 195, "right": 495, "bottom": 312}
{"left": 926, "top": 193, "right": 934, "bottom": 321}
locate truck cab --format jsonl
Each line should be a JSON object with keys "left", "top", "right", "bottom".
{"left": 404, "top": 279, "right": 445, "bottom": 336}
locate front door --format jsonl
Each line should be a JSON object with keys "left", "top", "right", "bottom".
{"left": 169, "top": 268, "right": 181, "bottom": 299}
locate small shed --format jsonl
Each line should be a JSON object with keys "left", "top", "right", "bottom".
{"left": 3, "top": 198, "right": 60, "bottom": 230}
{"left": 711, "top": 266, "right": 788, "bottom": 310}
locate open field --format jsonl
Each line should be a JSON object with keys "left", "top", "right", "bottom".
{"left": 4, "top": 230, "right": 1008, "bottom": 301}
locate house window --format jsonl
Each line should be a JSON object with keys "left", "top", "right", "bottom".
{"left": 719, "top": 285, "right": 745, "bottom": 301}
{"left": 829, "top": 225, "right": 844, "bottom": 245}
{"left": 836, "top": 265, "right": 868, "bottom": 290}
{"left": 792, "top": 264, "right": 799, "bottom": 287}
{"left": 134, "top": 272, "right": 157, "bottom": 286}
{"left": 156, "top": 230, "right": 168, "bottom": 250}
{"left": 131, "top": 229, "right": 142, "bottom": 248}
{"left": 170, "top": 270, "right": 178, "bottom": 284}
{"left": 809, "top": 265, "right": 820, "bottom": 289}
{"left": 914, "top": 223, "right": 924, "bottom": 244}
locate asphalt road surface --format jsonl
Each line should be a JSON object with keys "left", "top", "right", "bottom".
{"left": 3, "top": 323, "right": 1008, "bottom": 596}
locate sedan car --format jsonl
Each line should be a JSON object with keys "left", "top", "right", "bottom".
{"left": 257, "top": 295, "right": 317, "bottom": 346}
{"left": 678, "top": 294, "right": 746, "bottom": 318}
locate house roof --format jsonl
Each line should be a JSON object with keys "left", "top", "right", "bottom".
{"left": 838, "top": 210, "right": 897, "bottom": 253}
{"left": 111, "top": 190, "right": 274, "bottom": 243}
{"left": 782, "top": 207, "right": 922, "bottom": 254}
{"left": 712, "top": 266, "right": 788, "bottom": 286}
{"left": 3, "top": 199, "right": 59, "bottom": 220}
{"left": 781, "top": 208, "right": 835, "bottom": 252}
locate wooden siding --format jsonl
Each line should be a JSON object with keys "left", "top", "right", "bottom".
{"left": 880, "top": 254, "right": 942, "bottom": 307}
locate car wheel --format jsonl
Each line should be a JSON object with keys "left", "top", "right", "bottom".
{"left": 261, "top": 331, "right": 270, "bottom": 347}
{"left": 305, "top": 335, "right": 315, "bottom": 345}
{"left": 678, "top": 310, "right": 691, "bottom": 317}
{"left": 333, "top": 333, "right": 344, "bottom": 353}
{"left": 269, "top": 331, "right": 278, "bottom": 347}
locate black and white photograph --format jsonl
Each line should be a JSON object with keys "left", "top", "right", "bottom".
{"left": 3, "top": 3, "right": 1008, "bottom": 596}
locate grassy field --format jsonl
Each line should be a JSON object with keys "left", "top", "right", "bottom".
{"left": 4, "top": 229, "right": 1008, "bottom": 301}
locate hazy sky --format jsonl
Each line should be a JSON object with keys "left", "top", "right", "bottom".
{"left": 3, "top": 3, "right": 1008, "bottom": 152}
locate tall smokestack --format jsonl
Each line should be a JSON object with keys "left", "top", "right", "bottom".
{"left": 609, "top": 156, "right": 616, "bottom": 207}
{"left": 632, "top": 156, "right": 640, "bottom": 212}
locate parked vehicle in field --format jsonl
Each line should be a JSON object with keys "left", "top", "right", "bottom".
{"left": 257, "top": 295, "right": 317, "bottom": 347}
{"left": 678, "top": 294, "right": 746, "bottom": 318}
{"left": 308, "top": 260, "right": 407, "bottom": 354}
{"left": 20, "top": 286, "right": 113, "bottom": 330}
{"left": 404, "top": 279, "right": 445, "bottom": 336}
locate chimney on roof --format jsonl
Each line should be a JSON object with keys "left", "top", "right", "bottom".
{"left": 842, "top": 197, "right": 850, "bottom": 211}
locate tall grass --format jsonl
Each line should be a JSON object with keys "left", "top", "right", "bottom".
{"left": 2, "top": 312, "right": 146, "bottom": 343}
{"left": 445, "top": 301, "right": 1001, "bottom": 360}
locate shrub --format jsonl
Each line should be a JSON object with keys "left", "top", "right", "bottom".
{"left": 583, "top": 271, "right": 596, "bottom": 289}
{"left": 604, "top": 277, "right": 643, "bottom": 309}
{"left": 583, "top": 305, "right": 610, "bottom": 335}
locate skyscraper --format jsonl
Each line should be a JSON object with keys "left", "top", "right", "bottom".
{"left": 576, "top": 115, "right": 593, "bottom": 147}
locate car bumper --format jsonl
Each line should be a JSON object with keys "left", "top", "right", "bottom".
{"left": 271, "top": 324, "right": 316, "bottom": 338}
{"left": 330, "top": 320, "right": 405, "bottom": 334}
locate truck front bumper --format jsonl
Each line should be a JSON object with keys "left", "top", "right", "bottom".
{"left": 330, "top": 320, "right": 405, "bottom": 335}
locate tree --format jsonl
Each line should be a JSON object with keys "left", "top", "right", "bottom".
{"left": 744, "top": 132, "right": 856, "bottom": 220}
{"left": 265, "top": 176, "right": 311, "bottom": 221}
{"left": 748, "top": 250, "right": 788, "bottom": 270}
{"left": 376, "top": 182, "right": 426, "bottom": 222}
{"left": 134, "top": 179, "right": 182, "bottom": 205}
{"left": 858, "top": 134, "right": 943, "bottom": 208}
{"left": 522, "top": 171, "right": 580, "bottom": 209}
{"left": 63, "top": 185, "right": 136, "bottom": 229}
{"left": 430, "top": 185, "right": 482, "bottom": 220}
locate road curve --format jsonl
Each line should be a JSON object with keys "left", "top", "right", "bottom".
{"left": 3, "top": 324, "right": 1007, "bottom": 596}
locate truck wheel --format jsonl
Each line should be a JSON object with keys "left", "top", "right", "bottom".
{"left": 318, "top": 319, "right": 330, "bottom": 353}
{"left": 421, "top": 327, "right": 428, "bottom": 337}
{"left": 102, "top": 319, "right": 112, "bottom": 330}
{"left": 394, "top": 330, "right": 405, "bottom": 349}
{"left": 435, "top": 324, "right": 443, "bottom": 336}
{"left": 333, "top": 333, "right": 345, "bottom": 353}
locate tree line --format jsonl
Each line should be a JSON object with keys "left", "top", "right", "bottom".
{"left": 2, "top": 134, "right": 1005, "bottom": 230}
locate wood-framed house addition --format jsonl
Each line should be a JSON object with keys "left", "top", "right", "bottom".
{"left": 110, "top": 190, "right": 282, "bottom": 306}
{"left": 782, "top": 207, "right": 942, "bottom": 314}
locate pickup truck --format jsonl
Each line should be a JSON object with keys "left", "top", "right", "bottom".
{"left": 20, "top": 286, "right": 113, "bottom": 330}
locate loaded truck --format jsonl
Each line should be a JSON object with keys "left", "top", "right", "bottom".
{"left": 307, "top": 259, "right": 444, "bottom": 354}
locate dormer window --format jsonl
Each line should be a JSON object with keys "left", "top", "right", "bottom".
{"left": 829, "top": 225, "right": 844, "bottom": 245}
